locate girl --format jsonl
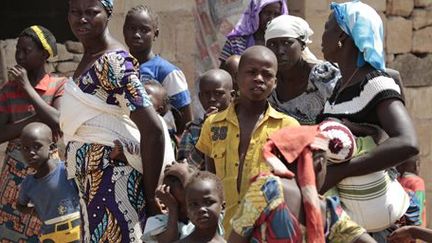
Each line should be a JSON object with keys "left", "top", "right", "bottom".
{"left": 0, "top": 25, "right": 65, "bottom": 242}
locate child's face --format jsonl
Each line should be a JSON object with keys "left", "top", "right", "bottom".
{"left": 258, "top": 2, "right": 282, "bottom": 32}
{"left": 145, "top": 85, "right": 169, "bottom": 116}
{"left": 20, "top": 131, "right": 53, "bottom": 171}
{"left": 237, "top": 51, "right": 277, "bottom": 102}
{"left": 185, "top": 179, "right": 223, "bottom": 230}
{"left": 15, "top": 36, "right": 47, "bottom": 71}
{"left": 199, "top": 78, "right": 233, "bottom": 112}
{"left": 123, "top": 10, "right": 157, "bottom": 54}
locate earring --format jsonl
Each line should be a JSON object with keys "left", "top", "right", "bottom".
{"left": 337, "top": 40, "right": 343, "bottom": 48}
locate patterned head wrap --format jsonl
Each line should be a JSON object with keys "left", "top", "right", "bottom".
{"left": 20, "top": 25, "right": 57, "bottom": 58}
{"left": 330, "top": 0, "right": 385, "bottom": 70}
{"left": 100, "top": 0, "right": 114, "bottom": 16}
{"left": 227, "top": 0, "right": 288, "bottom": 38}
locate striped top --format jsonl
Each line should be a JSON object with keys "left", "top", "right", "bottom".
{"left": 320, "top": 70, "right": 403, "bottom": 125}
{"left": 219, "top": 35, "right": 253, "bottom": 62}
{"left": 0, "top": 74, "right": 66, "bottom": 124}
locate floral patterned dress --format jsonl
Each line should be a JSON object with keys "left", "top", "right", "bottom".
{"left": 64, "top": 50, "right": 152, "bottom": 243}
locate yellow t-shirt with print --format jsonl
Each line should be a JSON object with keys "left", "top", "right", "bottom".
{"left": 195, "top": 103, "right": 299, "bottom": 234}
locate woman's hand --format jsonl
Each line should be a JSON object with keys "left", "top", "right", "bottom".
{"left": 8, "top": 65, "right": 32, "bottom": 92}
{"left": 388, "top": 226, "right": 413, "bottom": 243}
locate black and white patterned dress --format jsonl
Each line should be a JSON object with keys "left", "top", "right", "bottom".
{"left": 269, "top": 61, "right": 340, "bottom": 125}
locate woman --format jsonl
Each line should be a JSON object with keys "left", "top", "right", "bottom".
{"left": 219, "top": 0, "right": 288, "bottom": 64}
{"left": 320, "top": 1, "right": 418, "bottom": 240}
{"left": 63, "top": 0, "right": 165, "bottom": 242}
{"left": 0, "top": 25, "right": 65, "bottom": 242}
{"left": 265, "top": 15, "right": 340, "bottom": 124}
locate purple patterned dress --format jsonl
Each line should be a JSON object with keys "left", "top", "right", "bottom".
{"left": 64, "top": 50, "right": 152, "bottom": 242}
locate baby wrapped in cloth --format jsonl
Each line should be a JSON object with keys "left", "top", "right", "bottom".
{"left": 60, "top": 79, "right": 174, "bottom": 179}
{"left": 264, "top": 120, "right": 410, "bottom": 232}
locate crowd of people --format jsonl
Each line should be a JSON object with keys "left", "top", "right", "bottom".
{"left": 0, "top": 0, "right": 428, "bottom": 242}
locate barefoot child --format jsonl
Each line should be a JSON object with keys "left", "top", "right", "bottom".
{"left": 17, "top": 123, "right": 80, "bottom": 242}
{"left": 123, "top": 5, "right": 192, "bottom": 135}
{"left": 195, "top": 46, "right": 299, "bottom": 233}
{"left": 177, "top": 69, "right": 234, "bottom": 168}
{"left": 178, "top": 171, "right": 226, "bottom": 243}
{"left": 142, "top": 161, "right": 196, "bottom": 242}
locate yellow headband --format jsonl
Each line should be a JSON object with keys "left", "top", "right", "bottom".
{"left": 30, "top": 25, "right": 54, "bottom": 58}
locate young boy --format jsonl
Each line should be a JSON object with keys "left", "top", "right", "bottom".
{"left": 178, "top": 171, "right": 226, "bottom": 243}
{"left": 177, "top": 69, "right": 234, "bottom": 168}
{"left": 195, "top": 46, "right": 299, "bottom": 233}
{"left": 17, "top": 122, "right": 80, "bottom": 242}
{"left": 123, "top": 5, "right": 192, "bottom": 135}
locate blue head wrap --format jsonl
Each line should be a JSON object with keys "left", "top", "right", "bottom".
{"left": 100, "top": 0, "right": 114, "bottom": 16}
{"left": 331, "top": 0, "right": 385, "bottom": 70}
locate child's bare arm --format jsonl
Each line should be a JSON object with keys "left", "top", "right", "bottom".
{"left": 109, "top": 140, "right": 128, "bottom": 162}
{"left": 0, "top": 115, "right": 38, "bottom": 143}
{"left": 154, "top": 184, "right": 180, "bottom": 242}
{"left": 16, "top": 203, "right": 36, "bottom": 216}
{"left": 205, "top": 156, "right": 216, "bottom": 173}
{"left": 388, "top": 226, "right": 432, "bottom": 242}
{"left": 227, "top": 231, "right": 249, "bottom": 243}
{"left": 353, "top": 233, "right": 377, "bottom": 243}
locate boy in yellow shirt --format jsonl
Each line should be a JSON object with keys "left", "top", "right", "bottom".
{"left": 195, "top": 46, "right": 299, "bottom": 233}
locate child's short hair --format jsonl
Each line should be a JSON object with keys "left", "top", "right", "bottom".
{"left": 144, "top": 80, "right": 170, "bottom": 105}
{"left": 126, "top": 5, "right": 159, "bottom": 29}
{"left": 164, "top": 161, "right": 198, "bottom": 187}
{"left": 186, "top": 171, "right": 224, "bottom": 201}
{"left": 20, "top": 25, "right": 57, "bottom": 58}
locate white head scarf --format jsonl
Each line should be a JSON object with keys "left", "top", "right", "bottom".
{"left": 264, "top": 15, "right": 314, "bottom": 45}
{"left": 265, "top": 15, "right": 318, "bottom": 62}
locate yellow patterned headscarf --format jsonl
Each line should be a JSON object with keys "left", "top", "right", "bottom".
{"left": 20, "top": 25, "right": 57, "bottom": 58}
